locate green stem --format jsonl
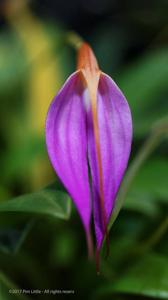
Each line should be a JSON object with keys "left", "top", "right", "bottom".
{"left": 107, "top": 217, "right": 168, "bottom": 277}
{"left": 140, "top": 216, "right": 168, "bottom": 252}
{"left": 109, "top": 119, "right": 168, "bottom": 230}
{"left": 66, "top": 31, "right": 84, "bottom": 50}
{"left": 126, "top": 216, "right": 168, "bottom": 261}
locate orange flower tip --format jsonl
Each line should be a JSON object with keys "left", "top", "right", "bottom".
{"left": 77, "top": 42, "right": 99, "bottom": 72}
{"left": 77, "top": 43, "right": 101, "bottom": 91}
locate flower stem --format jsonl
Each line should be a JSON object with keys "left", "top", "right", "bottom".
{"left": 109, "top": 118, "right": 168, "bottom": 230}
{"left": 140, "top": 216, "right": 168, "bottom": 252}
{"left": 66, "top": 31, "right": 84, "bottom": 50}
{"left": 86, "top": 230, "right": 94, "bottom": 260}
{"left": 123, "top": 216, "right": 168, "bottom": 261}
{"left": 96, "top": 249, "right": 100, "bottom": 275}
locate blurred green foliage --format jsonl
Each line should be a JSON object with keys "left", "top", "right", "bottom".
{"left": 0, "top": 0, "right": 168, "bottom": 299}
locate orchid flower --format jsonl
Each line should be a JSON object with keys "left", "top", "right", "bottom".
{"left": 45, "top": 42, "right": 132, "bottom": 271}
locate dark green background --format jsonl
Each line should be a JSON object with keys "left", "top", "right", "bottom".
{"left": 0, "top": 0, "right": 168, "bottom": 299}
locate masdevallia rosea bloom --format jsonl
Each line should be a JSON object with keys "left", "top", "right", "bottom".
{"left": 45, "top": 42, "right": 132, "bottom": 269}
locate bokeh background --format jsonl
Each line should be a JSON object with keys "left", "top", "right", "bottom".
{"left": 0, "top": 0, "right": 168, "bottom": 299}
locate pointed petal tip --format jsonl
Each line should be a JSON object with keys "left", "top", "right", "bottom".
{"left": 77, "top": 42, "right": 99, "bottom": 71}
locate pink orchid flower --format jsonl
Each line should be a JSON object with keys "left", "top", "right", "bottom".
{"left": 45, "top": 43, "right": 132, "bottom": 271}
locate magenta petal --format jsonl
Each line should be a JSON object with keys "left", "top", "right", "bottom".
{"left": 45, "top": 72, "right": 91, "bottom": 233}
{"left": 87, "top": 73, "right": 133, "bottom": 250}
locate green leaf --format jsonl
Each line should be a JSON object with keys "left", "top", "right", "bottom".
{"left": 0, "top": 183, "right": 71, "bottom": 220}
{"left": 119, "top": 48, "right": 168, "bottom": 107}
{"left": 117, "top": 48, "right": 168, "bottom": 136}
{"left": 96, "top": 253, "right": 168, "bottom": 299}
{"left": 119, "top": 157, "right": 168, "bottom": 218}
{"left": 128, "top": 158, "right": 168, "bottom": 203}
{"left": 124, "top": 192, "right": 159, "bottom": 217}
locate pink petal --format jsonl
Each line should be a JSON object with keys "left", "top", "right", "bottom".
{"left": 45, "top": 72, "right": 92, "bottom": 235}
{"left": 87, "top": 73, "right": 133, "bottom": 250}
